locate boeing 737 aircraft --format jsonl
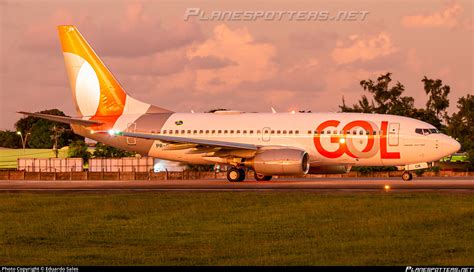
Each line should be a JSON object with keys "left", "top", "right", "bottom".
{"left": 19, "top": 25, "right": 461, "bottom": 182}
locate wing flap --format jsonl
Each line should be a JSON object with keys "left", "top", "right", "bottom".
{"left": 118, "top": 131, "right": 259, "bottom": 151}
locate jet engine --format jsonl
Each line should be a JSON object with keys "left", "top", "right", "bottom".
{"left": 244, "top": 149, "right": 310, "bottom": 175}
{"left": 308, "top": 165, "right": 352, "bottom": 174}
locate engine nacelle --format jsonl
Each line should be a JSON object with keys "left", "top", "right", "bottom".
{"left": 308, "top": 165, "right": 352, "bottom": 174}
{"left": 245, "top": 149, "right": 310, "bottom": 175}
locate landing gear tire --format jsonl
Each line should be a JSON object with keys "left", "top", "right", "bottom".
{"left": 254, "top": 172, "right": 272, "bottom": 182}
{"left": 402, "top": 171, "right": 413, "bottom": 181}
{"left": 227, "top": 167, "right": 246, "bottom": 182}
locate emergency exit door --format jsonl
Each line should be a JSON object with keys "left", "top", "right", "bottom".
{"left": 126, "top": 123, "right": 137, "bottom": 145}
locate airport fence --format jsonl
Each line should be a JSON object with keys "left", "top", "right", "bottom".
{"left": 0, "top": 170, "right": 472, "bottom": 181}
{"left": 88, "top": 157, "right": 154, "bottom": 172}
{"left": 18, "top": 158, "right": 83, "bottom": 172}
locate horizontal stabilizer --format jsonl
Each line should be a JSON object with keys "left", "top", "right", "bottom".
{"left": 17, "top": 111, "right": 103, "bottom": 126}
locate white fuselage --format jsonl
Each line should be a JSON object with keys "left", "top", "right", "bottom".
{"left": 132, "top": 112, "right": 459, "bottom": 167}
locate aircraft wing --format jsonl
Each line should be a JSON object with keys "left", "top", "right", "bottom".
{"left": 116, "top": 131, "right": 259, "bottom": 151}
{"left": 18, "top": 111, "right": 103, "bottom": 126}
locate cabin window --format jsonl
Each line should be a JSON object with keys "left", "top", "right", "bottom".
{"left": 250, "top": 130, "right": 254, "bottom": 134}
{"left": 230, "top": 130, "right": 234, "bottom": 134}
{"left": 193, "top": 130, "right": 197, "bottom": 134}
{"left": 236, "top": 130, "right": 240, "bottom": 134}
{"left": 283, "top": 130, "right": 287, "bottom": 134}
{"left": 175, "top": 130, "right": 179, "bottom": 134}
{"left": 295, "top": 130, "right": 299, "bottom": 134}
{"left": 277, "top": 130, "right": 281, "bottom": 134}
{"left": 218, "top": 130, "right": 222, "bottom": 134}
{"left": 181, "top": 130, "right": 185, "bottom": 134}
{"left": 243, "top": 130, "right": 247, "bottom": 134}
{"left": 359, "top": 130, "right": 364, "bottom": 135}
{"left": 212, "top": 130, "right": 216, "bottom": 134}
{"left": 224, "top": 130, "right": 228, "bottom": 134}
{"left": 321, "top": 131, "right": 324, "bottom": 135}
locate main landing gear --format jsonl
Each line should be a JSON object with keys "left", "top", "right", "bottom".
{"left": 402, "top": 171, "right": 413, "bottom": 181}
{"left": 226, "top": 167, "right": 246, "bottom": 182}
{"left": 254, "top": 172, "right": 272, "bottom": 182}
{"left": 226, "top": 167, "right": 273, "bottom": 182}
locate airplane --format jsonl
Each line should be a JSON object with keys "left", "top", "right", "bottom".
{"left": 19, "top": 25, "right": 461, "bottom": 182}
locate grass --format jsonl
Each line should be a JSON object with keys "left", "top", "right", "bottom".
{"left": 0, "top": 192, "right": 472, "bottom": 265}
{"left": 0, "top": 148, "right": 69, "bottom": 169}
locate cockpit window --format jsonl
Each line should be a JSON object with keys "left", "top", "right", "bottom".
{"left": 416, "top": 128, "right": 440, "bottom": 135}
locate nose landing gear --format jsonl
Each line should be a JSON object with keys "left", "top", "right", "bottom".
{"left": 402, "top": 171, "right": 413, "bottom": 181}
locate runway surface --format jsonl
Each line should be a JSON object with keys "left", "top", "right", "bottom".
{"left": 0, "top": 177, "right": 472, "bottom": 192}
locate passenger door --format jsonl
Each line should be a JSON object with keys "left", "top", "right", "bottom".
{"left": 388, "top": 123, "right": 400, "bottom": 146}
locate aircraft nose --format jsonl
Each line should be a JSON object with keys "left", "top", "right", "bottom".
{"left": 440, "top": 135, "right": 461, "bottom": 156}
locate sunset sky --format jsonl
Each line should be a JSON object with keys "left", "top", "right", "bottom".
{"left": 0, "top": 0, "right": 472, "bottom": 130}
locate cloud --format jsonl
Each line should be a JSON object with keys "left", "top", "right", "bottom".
{"left": 20, "top": 3, "right": 204, "bottom": 57}
{"left": 187, "top": 56, "right": 237, "bottom": 70}
{"left": 92, "top": 4, "right": 204, "bottom": 57}
{"left": 186, "top": 24, "right": 277, "bottom": 94}
{"left": 289, "top": 31, "right": 339, "bottom": 50}
{"left": 401, "top": 2, "right": 465, "bottom": 28}
{"left": 103, "top": 49, "right": 188, "bottom": 76}
{"left": 331, "top": 32, "right": 398, "bottom": 65}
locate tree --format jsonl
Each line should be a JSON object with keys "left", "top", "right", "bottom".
{"left": 0, "top": 130, "right": 21, "bottom": 148}
{"left": 359, "top": 73, "right": 414, "bottom": 115}
{"left": 92, "top": 142, "right": 136, "bottom": 158}
{"left": 340, "top": 95, "right": 374, "bottom": 113}
{"left": 409, "top": 108, "right": 443, "bottom": 132}
{"left": 446, "top": 94, "right": 474, "bottom": 169}
{"left": 67, "top": 140, "right": 91, "bottom": 161}
{"left": 340, "top": 73, "right": 451, "bottom": 130}
{"left": 340, "top": 73, "right": 414, "bottom": 116}
{"left": 15, "top": 109, "right": 83, "bottom": 148}
{"left": 422, "top": 76, "right": 450, "bottom": 120}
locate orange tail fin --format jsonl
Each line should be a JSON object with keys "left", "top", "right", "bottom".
{"left": 58, "top": 25, "right": 128, "bottom": 118}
